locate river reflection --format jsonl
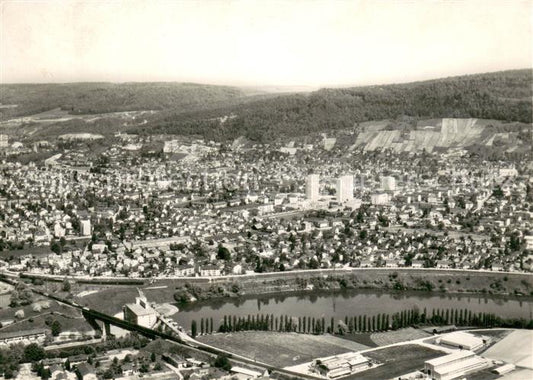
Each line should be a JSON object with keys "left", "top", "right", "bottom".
{"left": 173, "top": 289, "right": 533, "bottom": 329}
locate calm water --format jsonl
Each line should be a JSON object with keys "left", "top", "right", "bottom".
{"left": 173, "top": 289, "right": 533, "bottom": 329}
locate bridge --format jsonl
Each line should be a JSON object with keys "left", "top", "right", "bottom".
{"left": 0, "top": 274, "right": 322, "bottom": 380}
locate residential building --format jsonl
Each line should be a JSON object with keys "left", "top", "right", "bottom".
{"left": 0, "top": 329, "right": 46, "bottom": 347}
{"left": 0, "top": 135, "right": 8, "bottom": 148}
{"left": 336, "top": 175, "right": 353, "bottom": 203}
{"left": 306, "top": 174, "right": 320, "bottom": 202}
{"left": 525, "top": 235, "right": 533, "bottom": 250}
{"left": 81, "top": 219, "right": 91, "bottom": 236}
{"left": 371, "top": 193, "right": 389, "bottom": 205}
{"left": 381, "top": 176, "right": 396, "bottom": 191}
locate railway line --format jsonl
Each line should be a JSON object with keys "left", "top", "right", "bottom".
{"left": 0, "top": 274, "right": 321, "bottom": 380}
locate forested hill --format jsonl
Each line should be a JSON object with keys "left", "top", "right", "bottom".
{"left": 0, "top": 82, "right": 248, "bottom": 120}
{"left": 135, "top": 69, "right": 532, "bottom": 142}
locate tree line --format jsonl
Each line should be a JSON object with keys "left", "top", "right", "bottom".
{"left": 189, "top": 307, "right": 533, "bottom": 337}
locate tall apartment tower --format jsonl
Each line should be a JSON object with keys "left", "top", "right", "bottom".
{"left": 337, "top": 175, "right": 354, "bottom": 203}
{"left": 381, "top": 176, "right": 396, "bottom": 191}
{"left": 306, "top": 174, "right": 320, "bottom": 202}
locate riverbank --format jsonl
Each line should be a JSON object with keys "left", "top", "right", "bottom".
{"left": 70, "top": 269, "right": 533, "bottom": 316}
{"left": 168, "top": 268, "right": 533, "bottom": 306}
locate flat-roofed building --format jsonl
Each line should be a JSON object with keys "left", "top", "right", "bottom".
{"left": 381, "top": 176, "right": 396, "bottom": 191}
{"left": 306, "top": 174, "right": 320, "bottom": 202}
{"left": 0, "top": 135, "right": 8, "bottom": 148}
{"left": 425, "top": 350, "right": 489, "bottom": 380}
{"left": 0, "top": 328, "right": 46, "bottom": 347}
{"left": 438, "top": 331, "right": 484, "bottom": 351}
{"left": 314, "top": 353, "right": 370, "bottom": 378}
{"left": 336, "top": 175, "right": 354, "bottom": 203}
{"left": 81, "top": 219, "right": 91, "bottom": 236}
{"left": 493, "top": 363, "right": 516, "bottom": 375}
{"left": 371, "top": 192, "right": 390, "bottom": 205}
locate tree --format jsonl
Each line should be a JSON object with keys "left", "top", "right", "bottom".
{"left": 24, "top": 343, "right": 46, "bottom": 362}
{"left": 217, "top": 245, "right": 231, "bottom": 260}
{"left": 62, "top": 279, "right": 71, "bottom": 292}
{"left": 191, "top": 320, "right": 197, "bottom": 338}
{"left": 51, "top": 320, "right": 62, "bottom": 336}
{"left": 50, "top": 240, "right": 62, "bottom": 254}
{"left": 213, "top": 354, "right": 232, "bottom": 371}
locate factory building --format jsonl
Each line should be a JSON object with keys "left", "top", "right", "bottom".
{"left": 425, "top": 350, "right": 489, "bottom": 380}
{"left": 437, "top": 331, "right": 485, "bottom": 351}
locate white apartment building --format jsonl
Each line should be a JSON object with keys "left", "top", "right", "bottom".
{"left": 336, "top": 175, "right": 353, "bottom": 203}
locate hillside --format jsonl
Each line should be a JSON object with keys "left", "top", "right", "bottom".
{"left": 134, "top": 69, "right": 532, "bottom": 142}
{"left": 351, "top": 118, "right": 531, "bottom": 154}
{"left": 1, "top": 70, "right": 531, "bottom": 148}
{"left": 0, "top": 82, "right": 248, "bottom": 120}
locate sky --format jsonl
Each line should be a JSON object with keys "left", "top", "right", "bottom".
{"left": 1, "top": 0, "right": 532, "bottom": 87}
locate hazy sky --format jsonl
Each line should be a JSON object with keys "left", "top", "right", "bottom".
{"left": 1, "top": 0, "right": 532, "bottom": 86}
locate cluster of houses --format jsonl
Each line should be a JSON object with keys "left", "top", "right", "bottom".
{"left": 0, "top": 134, "right": 532, "bottom": 280}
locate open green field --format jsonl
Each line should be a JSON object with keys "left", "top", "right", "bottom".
{"left": 0, "top": 312, "right": 93, "bottom": 335}
{"left": 75, "top": 287, "right": 139, "bottom": 315}
{"left": 197, "top": 331, "right": 370, "bottom": 368}
{"left": 370, "top": 327, "right": 430, "bottom": 346}
{"left": 72, "top": 283, "right": 182, "bottom": 315}
{"left": 0, "top": 299, "right": 78, "bottom": 323}
{"left": 345, "top": 344, "right": 445, "bottom": 380}
{"left": 335, "top": 333, "right": 377, "bottom": 348}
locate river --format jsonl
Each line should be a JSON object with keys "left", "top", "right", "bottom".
{"left": 173, "top": 289, "right": 533, "bottom": 329}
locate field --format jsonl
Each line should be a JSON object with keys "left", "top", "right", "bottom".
{"left": 196, "top": 331, "right": 370, "bottom": 368}
{"left": 0, "top": 299, "right": 78, "bottom": 323}
{"left": 0, "top": 298, "right": 91, "bottom": 338}
{"left": 74, "top": 284, "right": 184, "bottom": 315}
{"left": 75, "top": 287, "right": 139, "bottom": 315}
{"left": 0, "top": 312, "right": 93, "bottom": 335}
{"left": 483, "top": 329, "right": 533, "bottom": 369}
{"left": 345, "top": 344, "right": 445, "bottom": 380}
{"left": 334, "top": 333, "right": 377, "bottom": 347}
{"left": 370, "top": 327, "right": 430, "bottom": 346}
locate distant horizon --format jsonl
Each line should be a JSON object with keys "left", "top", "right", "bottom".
{"left": 2, "top": 1, "right": 531, "bottom": 87}
{"left": 0, "top": 68, "right": 530, "bottom": 92}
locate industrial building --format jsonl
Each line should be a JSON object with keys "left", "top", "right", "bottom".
{"left": 314, "top": 353, "right": 371, "bottom": 378}
{"left": 123, "top": 293, "right": 158, "bottom": 328}
{"left": 425, "top": 350, "right": 489, "bottom": 380}
{"left": 437, "top": 331, "right": 485, "bottom": 351}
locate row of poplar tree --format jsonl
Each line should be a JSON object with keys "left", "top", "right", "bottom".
{"left": 190, "top": 307, "right": 531, "bottom": 337}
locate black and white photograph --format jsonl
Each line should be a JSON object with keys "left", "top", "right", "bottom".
{"left": 0, "top": 0, "right": 532, "bottom": 379}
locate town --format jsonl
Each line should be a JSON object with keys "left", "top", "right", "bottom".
{"left": 0, "top": 126, "right": 532, "bottom": 281}
{"left": 0, "top": 118, "right": 531, "bottom": 379}
{"left": 1, "top": 1, "right": 532, "bottom": 376}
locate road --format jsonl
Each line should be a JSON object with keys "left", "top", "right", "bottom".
{"left": 5, "top": 266, "right": 532, "bottom": 287}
